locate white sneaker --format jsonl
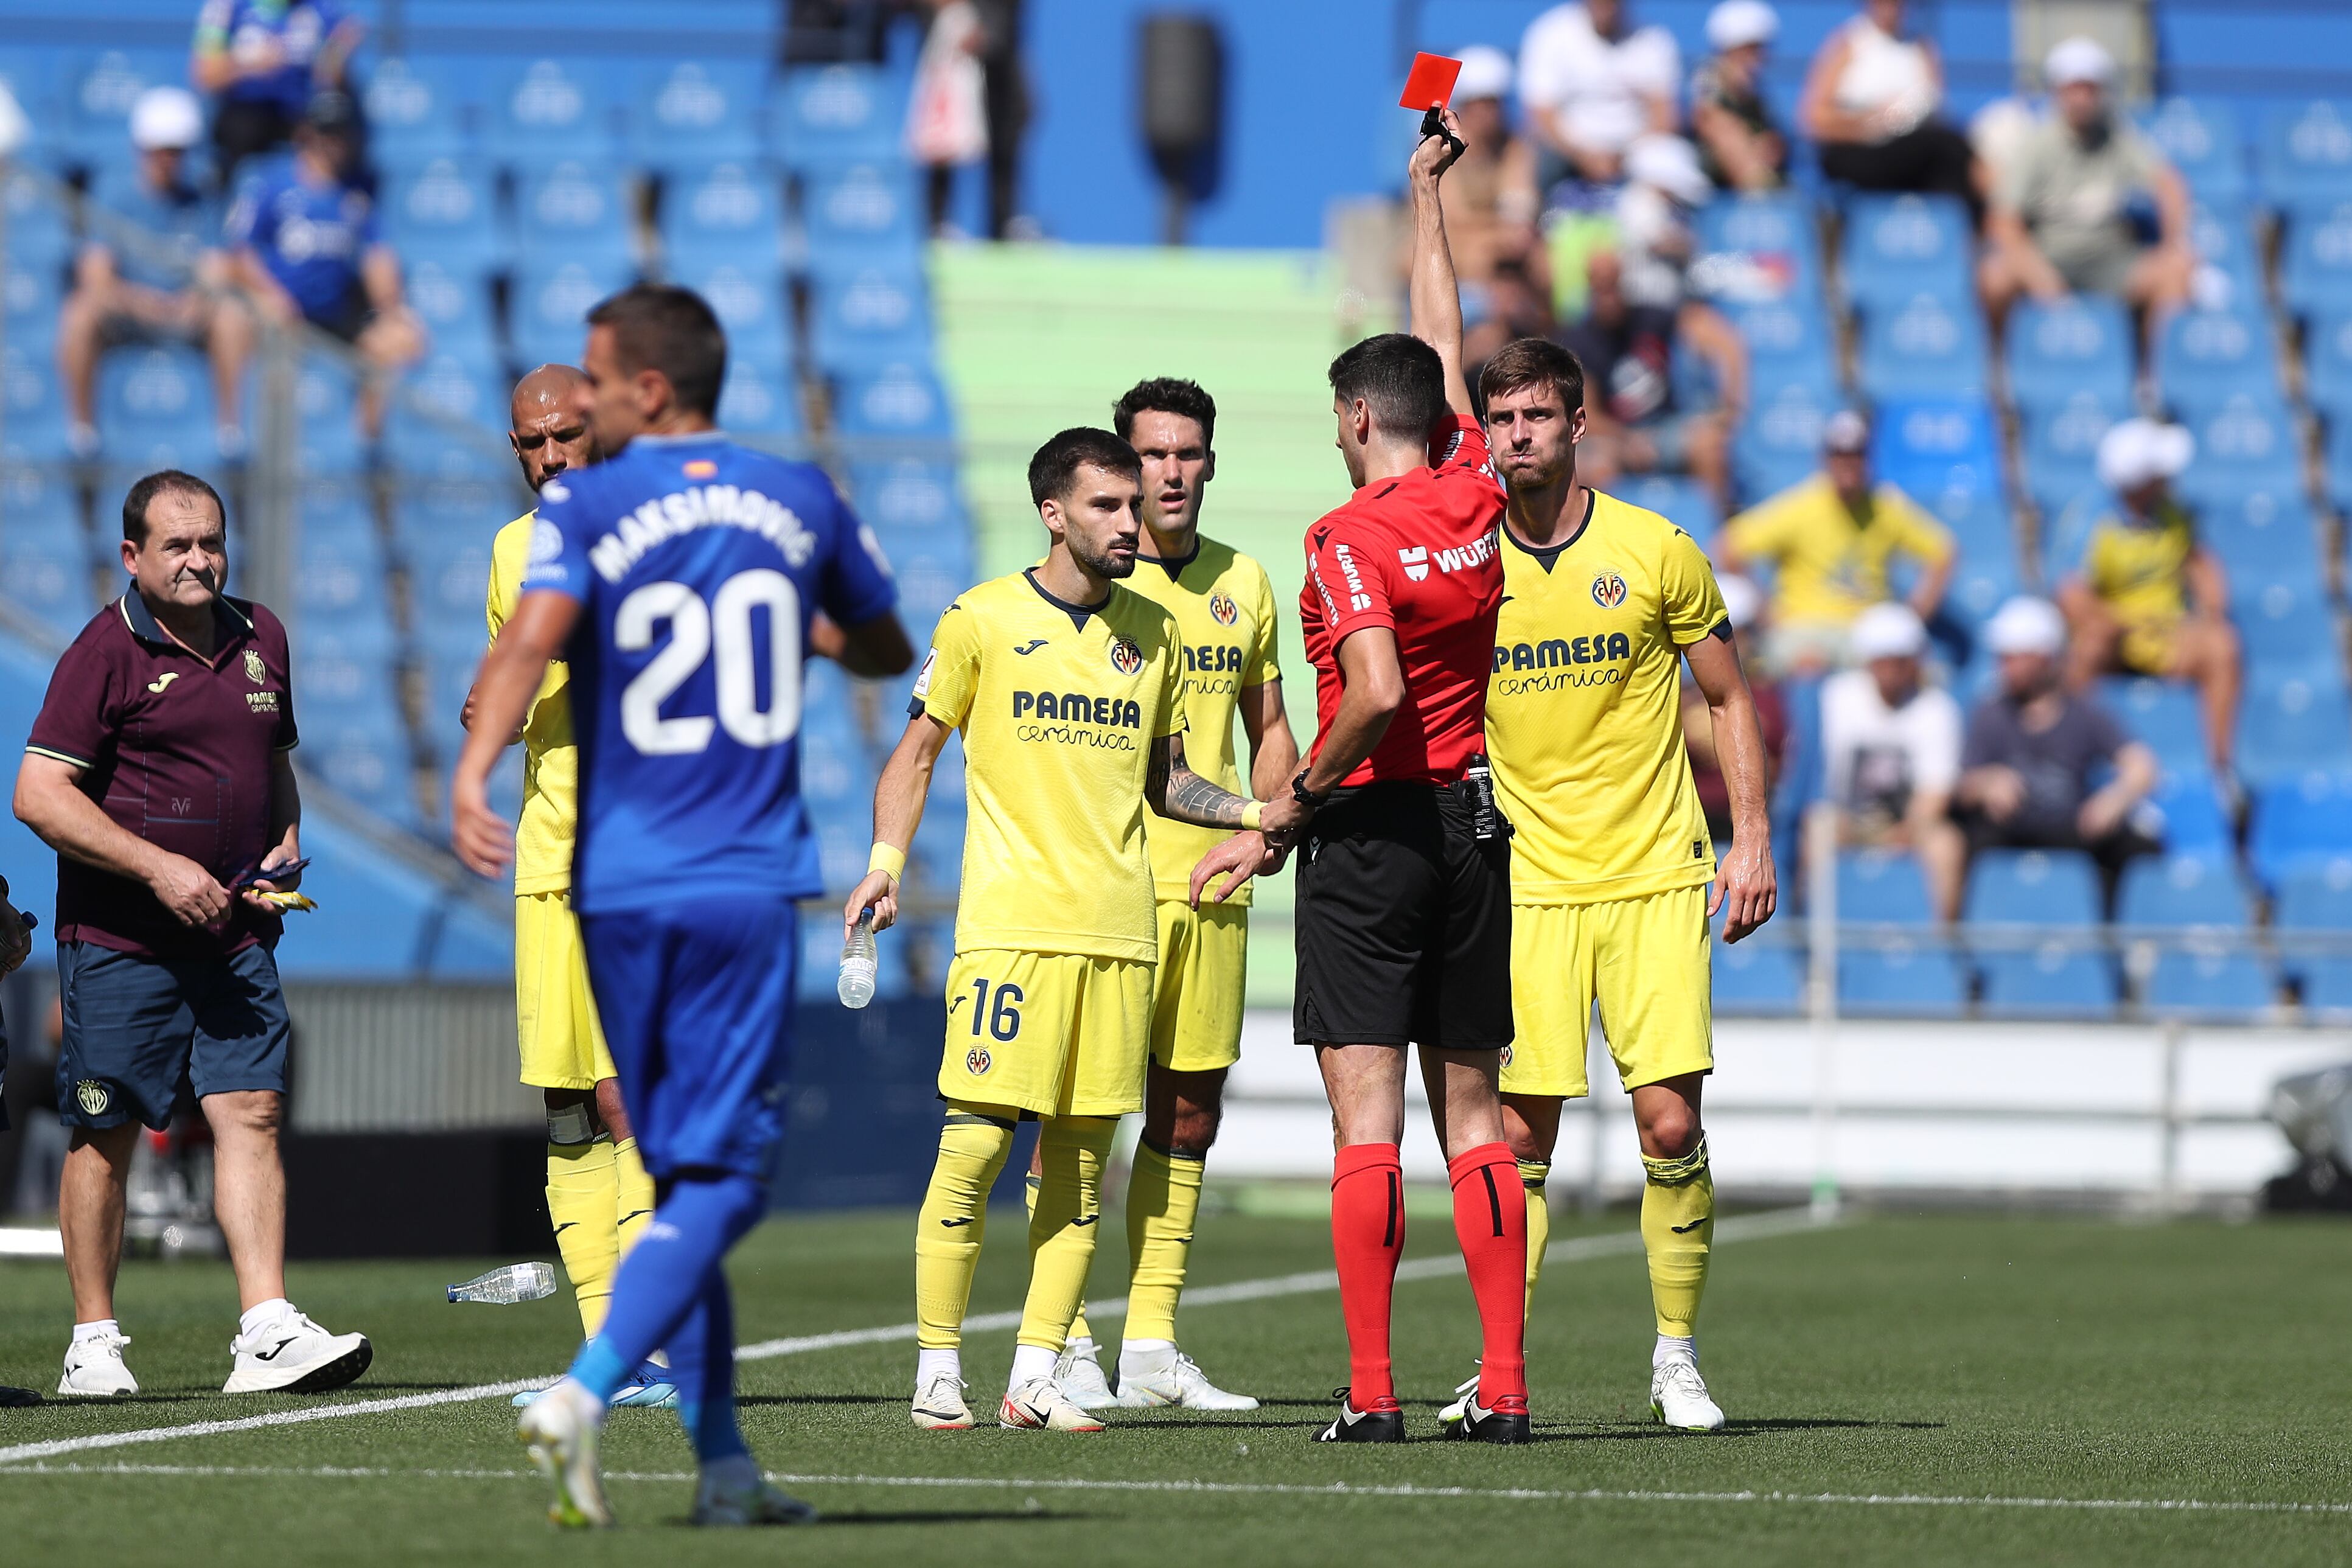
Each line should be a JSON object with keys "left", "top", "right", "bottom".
{"left": 518, "top": 1378, "right": 612, "bottom": 1528}
{"left": 58, "top": 1331, "right": 138, "bottom": 1397}
{"left": 1436, "top": 1363, "right": 1480, "bottom": 1427}
{"left": 1000, "top": 1375, "right": 1106, "bottom": 1432}
{"left": 223, "top": 1311, "right": 372, "bottom": 1393}
{"left": 1650, "top": 1357, "right": 1726, "bottom": 1431}
{"left": 691, "top": 1471, "right": 818, "bottom": 1527}
{"left": 1054, "top": 1337, "right": 1120, "bottom": 1411}
{"left": 911, "top": 1373, "right": 972, "bottom": 1430}
{"left": 1114, "top": 1345, "right": 1259, "bottom": 1410}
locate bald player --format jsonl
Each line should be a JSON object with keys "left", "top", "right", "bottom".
{"left": 470, "top": 366, "right": 672, "bottom": 1407}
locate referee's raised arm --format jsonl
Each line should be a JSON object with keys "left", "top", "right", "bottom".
{"left": 1405, "top": 104, "right": 1476, "bottom": 422}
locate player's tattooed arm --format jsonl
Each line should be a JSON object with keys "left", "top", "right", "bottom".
{"left": 1146, "top": 734, "right": 1254, "bottom": 829}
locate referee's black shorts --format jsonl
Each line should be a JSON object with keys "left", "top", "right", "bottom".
{"left": 1293, "top": 780, "right": 1513, "bottom": 1050}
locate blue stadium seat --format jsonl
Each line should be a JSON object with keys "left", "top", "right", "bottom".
{"left": 2117, "top": 855, "right": 2267, "bottom": 1026}
{"left": 1840, "top": 193, "right": 1972, "bottom": 310}
{"left": 399, "top": 349, "right": 506, "bottom": 430}
{"left": 2101, "top": 677, "right": 2204, "bottom": 775}
{"left": 300, "top": 697, "right": 419, "bottom": 828}
{"left": 4, "top": 255, "right": 61, "bottom": 354}
{"left": 1691, "top": 190, "right": 1821, "bottom": 303}
{"left": 1611, "top": 475, "right": 1719, "bottom": 542}
{"left": 383, "top": 159, "right": 507, "bottom": 269}
{"left": 849, "top": 460, "right": 965, "bottom": 534}
{"left": 1, "top": 344, "right": 68, "bottom": 463}
{"left": 0, "top": 522, "right": 100, "bottom": 641}
{"left": 1967, "top": 848, "right": 2100, "bottom": 922}
{"left": 1871, "top": 395, "right": 2000, "bottom": 504}
{"left": 668, "top": 259, "right": 790, "bottom": 360}
{"left": 1840, "top": 936, "right": 1966, "bottom": 1015}
{"left": 832, "top": 361, "right": 954, "bottom": 441}
{"left": 403, "top": 257, "right": 500, "bottom": 352}
{"left": 2140, "top": 98, "right": 2247, "bottom": 207}
{"left": 2260, "top": 101, "right": 2352, "bottom": 210}
{"left": 509, "top": 257, "right": 637, "bottom": 368}
{"left": 394, "top": 480, "right": 517, "bottom": 561}
{"left": 1837, "top": 849, "right": 1933, "bottom": 922}
{"left": 2324, "top": 416, "right": 2352, "bottom": 514}
{"left": 2250, "top": 772, "right": 2352, "bottom": 883}
{"left": 2155, "top": 310, "right": 2281, "bottom": 412}
{"left": 2191, "top": 201, "right": 2260, "bottom": 282}
{"left": 2274, "top": 859, "right": 2352, "bottom": 1010}
{"left": 2239, "top": 668, "right": 2352, "bottom": 783}
{"left": 512, "top": 162, "right": 637, "bottom": 267}
{"left": 632, "top": 60, "right": 766, "bottom": 169}
{"left": 97, "top": 346, "right": 214, "bottom": 469}
{"left": 0, "top": 49, "right": 68, "bottom": 172}
{"left": 2141, "top": 944, "right": 2273, "bottom": 1016}
{"left": 1709, "top": 929, "right": 1805, "bottom": 1013}
{"left": 2281, "top": 202, "right": 2352, "bottom": 320}
{"left": 2151, "top": 768, "right": 2233, "bottom": 859}
{"left": 2005, "top": 298, "right": 2134, "bottom": 414}
{"left": 364, "top": 56, "right": 477, "bottom": 165}
{"left": 2233, "top": 576, "right": 2337, "bottom": 667}
{"left": 2180, "top": 393, "right": 2297, "bottom": 493}
{"left": 2, "top": 163, "right": 72, "bottom": 270}
{"left": 1857, "top": 293, "right": 1987, "bottom": 398}
{"left": 808, "top": 258, "right": 933, "bottom": 372}
{"left": 486, "top": 57, "right": 620, "bottom": 159}
{"left": 775, "top": 64, "right": 908, "bottom": 166}
{"left": 284, "top": 352, "right": 368, "bottom": 476}
{"left": 1944, "top": 535, "right": 2022, "bottom": 632}
{"left": 2020, "top": 389, "right": 2124, "bottom": 535}
{"left": 799, "top": 161, "right": 923, "bottom": 254}
{"left": 1733, "top": 382, "right": 1837, "bottom": 500}
{"left": 717, "top": 357, "right": 805, "bottom": 441}
{"left": 1721, "top": 298, "right": 1838, "bottom": 399}
{"left": 2306, "top": 310, "right": 2352, "bottom": 416}
{"left": 658, "top": 160, "right": 784, "bottom": 266}
{"left": 2119, "top": 852, "right": 2253, "bottom": 927}
{"left": 66, "top": 49, "right": 179, "bottom": 169}
{"left": 410, "top": 534, "right": 499, "bottom": 635}
{"left": 2196, "top": 486, "right": 2323, "bottom": 582}
{"left": 1975, "top": 939, "right": 2115, "bottom": 1017}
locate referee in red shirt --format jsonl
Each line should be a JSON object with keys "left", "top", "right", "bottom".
{"left": 1200, "top": 110, "right": 1525, "bottom": 1444}
{"left": 13, "top": 470, "right": 369, "bottom": 1399}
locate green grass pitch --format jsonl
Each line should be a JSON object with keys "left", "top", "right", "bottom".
{"left": 3, "top": 1202, "right": 2350, "bottom": 1566}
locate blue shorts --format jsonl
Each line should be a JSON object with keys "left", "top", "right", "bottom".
{"left": 579, "top": 896, "right": 798, "bottom": 1182}
{"left": 57, "top": 941, "right": 290, "bottom": 1131}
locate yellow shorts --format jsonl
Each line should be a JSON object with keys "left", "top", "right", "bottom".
{"left": 2116, "top": 618, "right": 2180, "bottom": 678}
{"left": 515, "top": 890, "right": 616, "bottom": 1091}
{"left": 940, "top": 949, "right": 1153, "bottom": 1118}
{"left": 1149, "top": 900, "right": 1248, "bottom": 1073}
{"left": 1502, "top": 883, "right": 1714, "bottom": 1099}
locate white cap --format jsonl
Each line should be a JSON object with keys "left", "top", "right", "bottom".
{"left": 1823, "top": 407, "right": 1871, "bottom": 455}
{"left": 1986, "top": 596, "right": 2068, "bottom": 658}
{"left": 1454, "top": 44, "right": 1514, "bottom": 104}
{"left": 1851, "top": 601, "right": 1928, "bottom": 661}
{"left": 130, "top": 86, "right": 203, "bottom": 153}
{"left": 0, "top": 82, "right": 26, "bottom": 160}
{"left": 1625, "top": 134, "right": 1711, "bottom": 206}
{"left": 2044, "top": 36, "right": 2114, "bottom": 89}
{"left": 1706, "top": 0, "right": 1779, "bottom": 52}
{"left": 2095, "top": 417, "right": 2194, "bottom": 492}
{"left": 1717, "top": 572, "right": 1762, "bottom": 631}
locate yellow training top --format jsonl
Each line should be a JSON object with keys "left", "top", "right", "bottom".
{"left": 1485, "top": 490, "right": 1728, "bottom": 905}
{"left": 2081, "top": 498, "right": 2195, "bottom": 631}
{"left": 1720, "top": 473, "right": 1953, "bottom": 629}
{"left": 914, "top": 569, "right": 1187, "bottom": 962}
{"left": 487, "top": 511, "right": 577, "bottom": 896}
{"left": 1119, "top": 534, "right": 1282, "bottom": 905}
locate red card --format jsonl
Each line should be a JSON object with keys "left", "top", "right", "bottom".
{"left": 1399, "top": 52, "right": 1462, "bottom": 111}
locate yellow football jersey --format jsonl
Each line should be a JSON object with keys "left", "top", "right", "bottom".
{"left": 1486, "top": 490, "right": 1728, "bottom": 904}
{"left": 915, "top": 569, "right": 1187, "bottom": 963}
{"left": 1120, "top": 535, "right": 1282, "bottom": 905}
{"left": 488, "top": 512, "right": 578, "bottom": 896}
{"left": 1719, "top": 474, "right": 1953, "bottom": 629}
{"left": 2082, "top": 500, "right": 2195, "bottom": 630}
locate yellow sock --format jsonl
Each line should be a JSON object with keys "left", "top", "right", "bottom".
{"left": 612, "top": 1136, "right": 656, "bottom": 1259}
{"left": 1640, "top": 1135, "right": 1714, "bottom": 1337}
{"left": 1520, "top": 1158, "right": 1552, "bottom": 1318}
{"left": 916, "top": 1108, "right": 1016, "bottom": 1349}
{"left": 1123, "top": 1139, "right": 1204, "bottom": 1345}
{"left": 545, "top": 1137, "right": 621, "bottom": 1337}
{"left": 1018, "top": 1117, "right": 1115, "bottom": 1352}
{"left": 1025, "top": 1170, "right": 1091, "bottom": 1344}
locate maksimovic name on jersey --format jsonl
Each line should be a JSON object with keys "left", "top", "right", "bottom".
{"left": 574, "top": 483, "right": 822, "bottom": 582}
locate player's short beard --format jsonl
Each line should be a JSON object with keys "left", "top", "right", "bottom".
{"left": 1071, "top": 533, "right": 1136, "bottom": 580}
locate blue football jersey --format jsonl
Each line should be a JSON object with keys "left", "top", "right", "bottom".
{"left": 525, "top": 432, "right": 898, "bottom": 914}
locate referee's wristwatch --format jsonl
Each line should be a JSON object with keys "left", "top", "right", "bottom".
{"left": 1290, "top": 770, "right": 1329, "bottom": 814}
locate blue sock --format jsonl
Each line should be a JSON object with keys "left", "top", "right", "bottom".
{"left": 565, "top": 1170, "right": 766, "bottom": 1406}
{"left": 669, "top": 1273, "right": 747, "bottom": 1463}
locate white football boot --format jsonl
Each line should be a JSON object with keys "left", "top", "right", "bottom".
{"left": 1000, "top": 1376, "right": 1106, "bottom": 1432}
{"left": 518, "top": 1377, "right": 612, "bottom": 1528}
{"left": 1114, "top": 1345, "right": 1260, "bottom": 1410}
{"left": 1053, "top": 1336, "right": 1121, "bottom": 1411}
{"left": 1436, "top": 1362, "right": 1481, "bottom": 1428}
{"left": 223, "top": 1311, "right": 372, "bottom": 1393}
{"left": 1650, "top": 1356, "right": 1726, "bottom": 1431}
{"left": 911, "top": 1372, "right": 973, "bottom": 1430}
{"left": 57, "top": 1330, "right": 139, "bottom": 1397}
{"left": 690, "top": 1462, "right": 818, "bottom": 1527}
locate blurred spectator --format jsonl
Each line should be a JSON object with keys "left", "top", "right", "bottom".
{"left": 912, "top": 1, "right": 988, "bottom": 236}
{"left": 1799, "top": 0, "right": 1978, "bottom": 211}
{"left": 1980, "top": 38, "right": 2193, "bottom": 323}
{"left": 10, "top": 997, "right": 67, "bottom": 1218}
{"left": 1684, "top": 572, "right": 1787, "bottom": 843}
{"left": 58, "top": 87, "right": 253, "bottom": 461}
{"left": 1614, "top": 133, "right": 1711, "bottom": 308}
{"left": 1690, "top": 0, "right": 1787, "bottom": 192}
{"left": 1954, "top": 596, "right": 2160, "bottom": 890}
{"left": 1718, "top": 409, "right": 1955, "bottom": 672}
{"left": 1462, "top": 255, "right": 1558, "bottom": 369}
{"left": 1562, "top": 247, "right": 1744, "bottom": 509}
{"left": 968, "top": 0, "right": 1033, "bottom": 239}
{"left": 1821, "top": 601, "right": 1967, "bottom": 919}
{"left": 2057, "top": 419, "right": 2240, "bottom": 778}
{"left": 1441, "top": 47, "right": 1543, "bottom": 294}
{"left": 191, "top": 0, "right": 363, "bottom": 193}
{"left": 226, "top": 91, "right": 422, "bottom": 436}
{"left": 1517, "top": 0, "right": 1681, "bottom": 200}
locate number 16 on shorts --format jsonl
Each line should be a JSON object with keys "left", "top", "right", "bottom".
{"left": 937, "top": 949, "right": 1155, "bottom": 1120}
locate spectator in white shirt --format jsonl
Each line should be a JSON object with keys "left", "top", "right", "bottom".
{"left": 1518, "top": 0, "right": 1681, "bottom": 197}
{"left": 1799, "top": 0, "right": 1979, "bottom": 214}
{"left": 1821, "top": 601, "right": 1967, "bottom": 919}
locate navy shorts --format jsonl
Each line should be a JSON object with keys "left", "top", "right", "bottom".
{"left": 579, "top": 896, "right": 798, "bottom": 1182}
{"left": 57, "top": 940, "right": 290, "bottom": 1131}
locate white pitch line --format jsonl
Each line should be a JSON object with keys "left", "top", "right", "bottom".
{"left": 5, "top": 1462, "right": 2347, "bottom": 1519}
{"left": 0, "top": 1206, "right": 1830, "bottom": 1467}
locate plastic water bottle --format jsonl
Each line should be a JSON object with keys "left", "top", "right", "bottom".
{"left": 838, "top": 910, "right": 879, "bottom": 1009}
{"left": 447, "top": 1261, "right": 557, "bottom": 1305}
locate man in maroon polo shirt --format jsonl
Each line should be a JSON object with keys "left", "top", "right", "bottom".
{"left": 13, "top": 469, "right": 371, "bottom": 1399}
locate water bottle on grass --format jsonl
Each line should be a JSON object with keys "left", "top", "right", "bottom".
{"left": 448, "top": 1262, "right": 556, "bottom": 1305}
{"left": 839, "top": 910, "right": 879, "bottom": 1008}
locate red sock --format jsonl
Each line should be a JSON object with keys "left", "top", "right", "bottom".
{"left": 1448, "top": 1141, "right": 1528, "bottom": 1406}
{"left": 1330, "top": 1142, "right": 1405, "bottom": 1410}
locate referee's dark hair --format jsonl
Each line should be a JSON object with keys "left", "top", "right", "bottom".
{"left": 1328, "top": 332, "right": 1446, "bottom": 440}
{"left": 1028, "top": 427, "right": 1141, "bottom": 507}
{"left": 122, "top": 469, "right": 226, "bottom": 546}
{"left": 587, "top": 284, "right": 727, "bottom": 419}
{"left": 1112, "top": 377, "right": 1216, "bottom": 448}
{"left": 1478, "top": 337, "right": 1586, "bottom": 418}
